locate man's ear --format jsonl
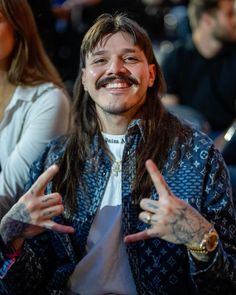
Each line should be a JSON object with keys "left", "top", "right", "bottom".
{"left": 148, "top": 64, "right": 156, "bottom": 87}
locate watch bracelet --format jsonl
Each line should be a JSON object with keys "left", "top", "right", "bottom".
{"left": 186, "top": 228, "right": 218, "bottom": 254}
{"left": 186, "top": 243, "right": 208, "bottom": 254}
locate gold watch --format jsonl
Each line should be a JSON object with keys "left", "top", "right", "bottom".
{"left": 186, "top": 228, "right": 219, "bottom": 254}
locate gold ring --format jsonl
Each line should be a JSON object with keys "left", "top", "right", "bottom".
{"left": 146, "top": 212, "right": 152, "bottom": 224}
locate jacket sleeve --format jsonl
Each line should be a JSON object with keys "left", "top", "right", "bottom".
{"left": 0, "top": 231, "right": 59, "bottom": 294}
{"left": 189, "top": 145, "right": 236, "bottom": 294}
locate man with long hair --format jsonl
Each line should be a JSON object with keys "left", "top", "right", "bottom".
{"left": 0, "top": 13, "right": 235, "bottom": 295}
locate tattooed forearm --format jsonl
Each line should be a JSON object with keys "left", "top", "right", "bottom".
{"left": 0, "top": 203, "right": 31, "bottom": 245}
{"left": 0, "top": 217, "right": 28, "bottom": 246}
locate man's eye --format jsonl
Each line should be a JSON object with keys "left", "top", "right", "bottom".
{"left": 93, "top": 58, "right": 106, "bottom": 64}
{"left": 124, "top": 56, "right": 138, "bottom": 63}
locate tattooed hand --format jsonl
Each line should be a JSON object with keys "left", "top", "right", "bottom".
{"left": 0, "top": 165, "right": 74, "bottom": 248}
{"left": 124, "top": 160, "right": 212, "bottom": 250}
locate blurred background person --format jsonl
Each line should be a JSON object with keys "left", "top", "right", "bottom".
{"left": 160, "top": 0, "right": 236, "bottom": 197}
{"left": 0, "top": 0, "right": 70, "bottom": 217}
{"left": 161, "top": 0, "right": 236, "bottom": 138}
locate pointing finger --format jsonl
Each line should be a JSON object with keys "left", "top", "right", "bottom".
{"left": 29, "top": 165, "right": 59, "bottom": 196}
{"left": 146, "top": 159, "right": 172, "bottom": 200}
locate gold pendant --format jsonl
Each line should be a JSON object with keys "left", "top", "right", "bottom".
{"left": 112, "top": 160, "right": 121, "bottom": 176}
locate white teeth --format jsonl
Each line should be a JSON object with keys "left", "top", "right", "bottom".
{"left": 105, "top": 82, "right": 128, "bottom": 89}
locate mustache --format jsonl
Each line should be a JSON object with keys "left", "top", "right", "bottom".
{"left": 95, "top": 75, "right": 139, "bottom": 89}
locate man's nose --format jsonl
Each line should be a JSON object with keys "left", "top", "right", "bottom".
{"left": 106, "top": 58, "right": 128, "bottom": 75}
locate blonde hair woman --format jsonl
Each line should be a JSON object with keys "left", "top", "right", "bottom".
{"left": 0, "top": 0, "right": 70, "bottom": 216}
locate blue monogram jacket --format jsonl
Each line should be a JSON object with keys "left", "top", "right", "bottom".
{"left": 0, "top": 120, "right": 236, "bottom": 295}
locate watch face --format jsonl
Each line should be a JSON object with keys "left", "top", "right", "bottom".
{"left": 206, "top": 231, "right": 219, "bottom": 252}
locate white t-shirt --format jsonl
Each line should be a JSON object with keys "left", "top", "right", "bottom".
{"left": 67, "top": 133, "right": 137, "bottom": 295}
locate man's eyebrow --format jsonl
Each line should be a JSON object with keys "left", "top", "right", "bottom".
{"left": 90, "top": 50, "right": 106, "bottom": 57}
{"left": 90, "top": 48, "right": 139, "bottom": 57}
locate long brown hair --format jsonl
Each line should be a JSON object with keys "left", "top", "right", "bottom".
{"left": 0, "top": 0, "right": 63, "bottom": 88}
{"left": 54, "top": 13, "right": 192, "bottom": 213}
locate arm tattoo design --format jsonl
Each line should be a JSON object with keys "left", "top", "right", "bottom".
{"left": 0, "top": 203, "right": 31, "bottom": 245}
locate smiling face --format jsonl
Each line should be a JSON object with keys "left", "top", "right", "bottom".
{"left": 0, "top": 9, "right": 15, "bottom": 71}
{"left": 82, "top": 32, "right": 156, "bottom": 132}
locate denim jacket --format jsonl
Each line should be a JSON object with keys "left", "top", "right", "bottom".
{"left": 0, "top": 120, "right": 236, "bottom": 295}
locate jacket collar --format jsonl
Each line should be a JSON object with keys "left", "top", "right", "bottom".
{"left": 127, "top": 118, "right": 145, "bottom": 140}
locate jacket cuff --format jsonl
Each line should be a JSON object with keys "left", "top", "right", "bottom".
{"left": 188, "top": 241, "right": 221, "bottom": 275}
{"left": 0, "top": 235, "right": 21, "bottom": 278}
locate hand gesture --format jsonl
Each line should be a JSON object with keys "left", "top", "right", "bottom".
{"left": 124, "top": 160, "right": 212, "bottom": 248}
{"left": 0, "top": 165, "right": 74, "bottom": 247}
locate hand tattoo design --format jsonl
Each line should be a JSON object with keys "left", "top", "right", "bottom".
{"left": 169, "top": 204, "right": 207, "bottom": 245}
